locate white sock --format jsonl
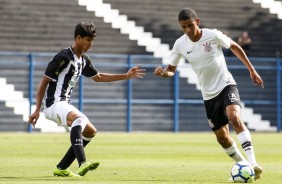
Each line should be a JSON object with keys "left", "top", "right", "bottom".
{"left": 224, "top": 140, "right": 246, "bottom": 162}
{"left": 237, "top": 130, "right": 257, "bottom": 166}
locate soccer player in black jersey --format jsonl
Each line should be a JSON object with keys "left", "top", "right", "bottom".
{"left": 28, "top": 22, "right": 145, "bottom": 177}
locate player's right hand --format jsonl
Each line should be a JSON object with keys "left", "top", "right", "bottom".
{"left": 154, "top": 66, "right": 165, "bottom": 76}
{"left": 28, "top": 111, "right": 40, "bottom": 128}
{"left": 250, "top": 70, "right": 264, "bottom": 88}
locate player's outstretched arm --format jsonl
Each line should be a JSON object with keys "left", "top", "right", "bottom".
{"left": 92, "top": 64, "right": 145, "bottom": 82}
{"left": 229, "top": 40, "right": 264, "bottom": 88}
{"left": 28, "top": 76, "right": 51, "bottom": 127}
{"left": 154, "top": 64, "right": 177, "bottom": 78}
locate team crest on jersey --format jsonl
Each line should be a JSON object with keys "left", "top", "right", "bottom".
{"left": 228, "top": 93, "right": 238, "bottom": 102}
{"left": 203, "top": 42, "right": 212, "bottom": 52}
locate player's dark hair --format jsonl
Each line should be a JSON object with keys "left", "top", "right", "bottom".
{"left": 74, "top": 22, "right": 96, "bottom": 39}
{"left": 178, "top": 8, "right": 198, "bottom": 21}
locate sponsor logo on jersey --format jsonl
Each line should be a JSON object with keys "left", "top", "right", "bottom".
{"left": 68, "top": 79, "right": 76, "bottom": 87}
{"left": 203, "top": 42, "right": 212, "bottom": 52}
{"left": 187, "top": 50, "right": 193, "bottom": 54}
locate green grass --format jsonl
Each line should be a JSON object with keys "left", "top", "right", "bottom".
{"left": 0, "top": 132, "right": 281, "bottom": 184}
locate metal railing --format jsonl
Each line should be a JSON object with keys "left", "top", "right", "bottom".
{"left": 0, "top": 52, "right": 281, "bottom": 132}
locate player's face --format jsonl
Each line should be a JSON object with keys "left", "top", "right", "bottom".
{"left": 77, "top": 36, "right": 94, "bottom": 52}
{"left": 179, "top": 18, "right": 200, "bottom": 41}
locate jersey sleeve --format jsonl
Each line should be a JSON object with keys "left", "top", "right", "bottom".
{"left": 44, "top": 54, "right": 68, "bottom": 82}
{"left": 170, "top": 39, "right": 183, "bottom": 66}
{"left": 215, "top": 29, "right": 231, "bottom": 49}
{"left": 82, "top": 56, "right": 99, "bottom": 77}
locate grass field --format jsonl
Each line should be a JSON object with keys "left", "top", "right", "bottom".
{"left": 0, "top": 132, "right": 281, "bottom": 184}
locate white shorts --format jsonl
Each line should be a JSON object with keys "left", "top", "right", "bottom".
{"left": 43, "top": 101, "right": 89, "bottom": 131}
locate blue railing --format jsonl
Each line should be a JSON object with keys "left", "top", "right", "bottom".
{"left": 277, "top": 56, "right": 281, "bottom": 131}
{"left": 0, "top": 52, "right": 281, "bottom": 132}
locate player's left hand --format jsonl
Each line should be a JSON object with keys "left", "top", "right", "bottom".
{"left": 127, "top": 64, "right": 146, "bottom": 79}
{"left": 250, "top": 70, "right": 264, "bottom": 88}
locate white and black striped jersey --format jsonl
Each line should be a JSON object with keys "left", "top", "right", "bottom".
{"left": 44, "top": 47, "right": 98, "bottom": 108}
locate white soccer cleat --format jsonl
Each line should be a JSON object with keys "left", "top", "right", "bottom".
{"left": 253, "top": 165, "right": 263, "bottom": 180}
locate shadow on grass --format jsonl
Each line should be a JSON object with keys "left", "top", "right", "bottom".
{"left": 0, "top": 176, "right": 232, "bottom": 183}
{"left": 0, "top": 176, "right": 81, "bottom": 181}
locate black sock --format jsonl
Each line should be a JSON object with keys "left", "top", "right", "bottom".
{"left": 70, "top": 125, "right": 86, "bottom": 167}
{"left": 57, "top": 139, "right": 90, "bottom": 170}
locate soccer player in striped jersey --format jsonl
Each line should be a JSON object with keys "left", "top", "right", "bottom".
{"left": 28, "top": 22, "right": 145, "bottom": 177}
{"left": 154, "top": 8, "right": 263, "bottom": 180}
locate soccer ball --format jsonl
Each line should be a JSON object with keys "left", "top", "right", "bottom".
{"left": 230, "top": 161, "right": 255, "bottom": 183}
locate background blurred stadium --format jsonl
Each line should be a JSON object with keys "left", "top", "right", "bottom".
{"left": 0, "top": 0, "right": 281, "bottom": 133}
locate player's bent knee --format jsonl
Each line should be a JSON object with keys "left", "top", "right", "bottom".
{"left": 229, "top": 118, "right": 245, "bottom": 131}
{"left": 217, "top": 136, "right": 232, "bottom": 147}
{"left": 82, "top": 123, "right": 97, "bottom": 138}
{"left": 90, "top": 128, "right": 97, "bottom": 137}
{"left": 228, "top": 115, "right": 241, "bottom": 125}
{"left": 93, "top": 128, "right": 97, "bottom": 136}
{"left": 87, "top": 129, "right": 97, "bottom": 138}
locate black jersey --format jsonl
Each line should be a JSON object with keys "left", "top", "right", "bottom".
{"left": 44, "top": 47, "right": 98, "bottom": 108}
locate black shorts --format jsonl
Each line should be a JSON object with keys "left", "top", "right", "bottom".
{"left": 204, "top": 85, "right": 242, "bottom": 131}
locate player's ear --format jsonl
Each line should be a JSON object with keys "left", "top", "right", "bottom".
{"left": 195, "top": 18, "right": 200, "bottom": 26}
{"left": 75, "top": 35, "right": 82, "bottom": 42}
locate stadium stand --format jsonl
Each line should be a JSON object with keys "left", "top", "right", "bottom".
{"left": 0, "top": 0, "right": 281, "bottom": 57}
{"left": 0, "top": 103, "right": 26, "bottom": 131}
{"left": 0, "top": 0, "right": 280, "bottom": 131}
{"left": 103, "top": 0, "right": 282, "bottom": 57}
{"left": 0, "top": 0, "right": 148, "bottom": 54}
